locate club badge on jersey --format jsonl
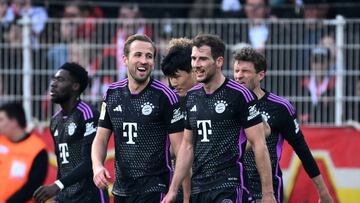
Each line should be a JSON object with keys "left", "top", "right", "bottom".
{"left": 68, "top": 122, "right": 77, "bottom": 136}
{"left": 141, "top": 102, "right": 154, "bottom": 115}
{"left": 215, "top": 100, "right": 228, "bottom": 114}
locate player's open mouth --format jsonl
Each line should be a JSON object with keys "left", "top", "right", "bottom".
{"left": 49, "top": 90, "right": 57, "bottom": 96}
{"left": 137, "top": 67, "right": 146, "bottom": 72}
{"left": 195, "top": 69, "right": 205, "bottom": 74}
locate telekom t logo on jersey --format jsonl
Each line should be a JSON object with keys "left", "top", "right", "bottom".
{"left": 197, "top": 120, "right": 212, "bottom": 142}
{"left": 123, "top": 122, "right": 137, "bottom": 144}
{"left": 59, "top": 143, "right": 69, "bottom": 164}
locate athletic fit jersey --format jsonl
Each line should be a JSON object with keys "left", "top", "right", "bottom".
{"left": 99, "top": 78, "right": 184, "bottom": 196}
{"left": 243, "top": 91, "right": 320, "bottom": 202}
{"left": 50, "top": 101, "right": 107, "bottom": 203}
{"left": 185, "top": 78, "right": 262, "bottom": 194}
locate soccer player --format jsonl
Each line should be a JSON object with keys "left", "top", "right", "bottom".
{"left": 91, "top": 34, "right": 184, "bottom": 202}
{"left": 232, "top": 47, "right": 334, "bottom": 203}
{"left": 162, "top": 37, "right": 197, "bottom": 98}
{"left": 0, "top": 103, "right": 48, "bottom": 203}
{"left": 161, "top": 37, "right": 195, "bottom": 203}
{"left": 162, "top": 34, "right": 276, "bottom": 203}
{"left": 33, "top": 63, "right": 109, "bottom": 203}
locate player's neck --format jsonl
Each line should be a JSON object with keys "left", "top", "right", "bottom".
{"left": 60, "top": 98, "right": 80, "bottom": 115}
{"left": 203, "top": 73, "right": 225, "bottom": 94}
{"left": 253, "top": 87, "right": 265, "bottom": 99}
{"left": 128, "top": 77, "right": 150, "bottom": 94}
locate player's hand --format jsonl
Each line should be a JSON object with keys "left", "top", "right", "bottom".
{"left": 261, "top": 192, "right": 277, "bottom": 203}
{"left": 93, "top": 165, "right": 111, "bottom": 189}
{"left": 161, "top": 190, "right": 177, "bottom": 203}
{"left": 33, "top": 184, "right": 60, "bottom": 203}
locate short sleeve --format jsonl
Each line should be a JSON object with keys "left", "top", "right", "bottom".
{"left": 160, "top": 92, "right": 184, "bottom": 134}
{"left": 98, "top": 90, "right": 113, "bottom": 130}
{"left": 238, "top": 93, "right": 262, "bottom": 129}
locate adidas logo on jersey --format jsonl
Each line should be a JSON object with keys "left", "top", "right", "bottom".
{"left": 190, "top": 105, "right": 197, "bottom": 112}
{"left": 113, "top": 105, "right": 122, "bottom": 112}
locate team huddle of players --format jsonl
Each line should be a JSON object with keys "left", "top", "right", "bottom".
{"left": 29, "top": 33, "right": 333, "bottom": 203}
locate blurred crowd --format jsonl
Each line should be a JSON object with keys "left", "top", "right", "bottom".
{"left": 0, "top": 0, "right": 359, "bottom": 124}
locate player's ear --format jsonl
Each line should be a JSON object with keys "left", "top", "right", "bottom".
{"left": 215, "top": 56, "right": 224, "bottom": 69}
{"left": 72, "top": 82, "right": 80, "bottom": 92}
{"left": 258, "top": 70, "right": 265, "bottom": 81}
{"left": 122, "top": 54, "right": 128, "bottom": 66}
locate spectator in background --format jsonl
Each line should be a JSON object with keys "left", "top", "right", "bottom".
{"left": 301, "top": 0, "right": 335, "bottom": 56}
{"left": 268, "top": 0, "right": 302, "bottom": 18}
{"left": 243, "top": 0, "right": 276, "bottom": 53}
{"left": 10, "top": 0, "right": 47, "bottom": 48}
{"left": 0, "top": 102, "right": 48, "bottom": 203}
{"left": 189, "top": 0, "right": 220, "bottom": 18}
{"left": 47, "top": 2, "right": 98, "bottom": 71}
{"left": 302, "top": 0, "right": 331, "bottom": 20}
{"left": 0, "top": 0, "right": 14, "bottom": 31}
{"left": 0, "top": 20, "right": 23, "bottom": 100}
{"left": 221, "top": 0, "right": 242, "bottom": 17}
{"left": 300, "top": 47, "right": 336, "bottom": 123}
{"left": 228, "top": 0, "right": 280, "bottom": 53}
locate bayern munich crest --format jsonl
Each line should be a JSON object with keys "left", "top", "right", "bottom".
{"left": 215, "top": 100, "right": 228, "bottom": 114}
{"left": 68, "top": 122, "right": 77, "bottom": 136}
{"left": 141, "top": 102, "right": 154, "bottom": 115}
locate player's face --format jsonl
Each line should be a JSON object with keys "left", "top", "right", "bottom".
{"left": 191, "top": 45, "right": 217, "bottom": 84}
{"left": 124, "top": 40, "right": 155, "bottom": 84}
{"left": 49, "top": 69, "right": 76, "bottom": 104}
{"left": 0, "top": 111, "right": 15, "bottom": 137}
{"left": 169, "top": 70, "right": 195, "bottom": 97}
{"left": 233, "top": 60, "right": 261, "bottom": 91}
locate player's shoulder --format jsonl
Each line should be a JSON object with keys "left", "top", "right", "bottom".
{"left": 187, "top": 83, "right": 204, "bottom": 96}
{"left": 76, "top": 101, "right": 99, "bottom": 120}
{"left": 150, "top": 79, "right": 179, "bottom": 105}
{"left": 104, "top": 79, "right": 128, "bottom": 96}
{"left": 266, "top": 92, "right": 296, "bottom": 116}
{"left": 108, "top": 78, "right": 128, "bottom": 90}
{"left": 225, "top": 79, "right": 256, "bottom": 103}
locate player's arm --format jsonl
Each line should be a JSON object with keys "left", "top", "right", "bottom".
{"left": 245, "top": 123, "right": 275, "bottom": 202}
{"left": 169, "top": 131, "right": 191, "bottom": 203}
{"left": 245, "top": 115, "right": 271, "bottom": 151}
{"left": 281, "top": 111, "right": 333, "bottom": 202}
{"left": 91, "top": 127, "right": 112, "bottom": 189}
{"left": 163, "top": 129, "right": 194, "bottom": 203}
{"left": 92, "top": 100, "right": 113, "bottom": 189}
{"left": 9, "top": 149, "right": 47, "bottom": 203}
{"left": 238, "top": 90, "right": 275, "bottom": 202}
{"left": 165, "top": 92, "right": 191, "bottom": 203}
{"left": 34, "top": 116, "right": 99, "bottom": 202}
